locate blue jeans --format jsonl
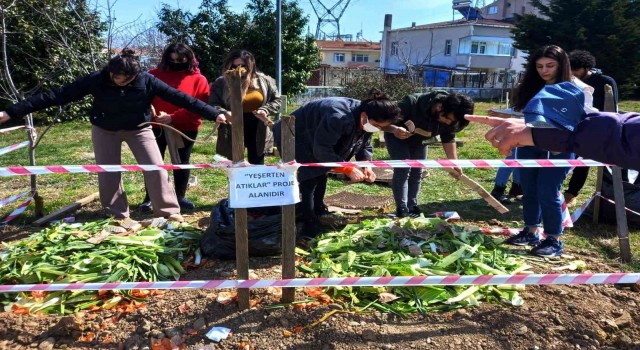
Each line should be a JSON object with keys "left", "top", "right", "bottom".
{"left": 518, "top": 146, "right": 573, "bottom": 236}
{"left": 495, "top": 150, "right": 520, "bottom": 187}
{"left": 385, "top": 133, "right": 428, "bottom": 213}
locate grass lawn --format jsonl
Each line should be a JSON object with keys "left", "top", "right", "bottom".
{"left": 0, "top": 100, "right": 638, "bottom": 270}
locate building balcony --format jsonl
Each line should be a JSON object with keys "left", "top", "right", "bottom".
{"left": 455, "top": 54, "right": 513, "bottom": 69}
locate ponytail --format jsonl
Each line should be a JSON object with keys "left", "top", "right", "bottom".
{"left": 360, "top": 88, "right": 402, "bottom": 123}
{"left": 106, "top": 48, "right": 142, "bottom": 77}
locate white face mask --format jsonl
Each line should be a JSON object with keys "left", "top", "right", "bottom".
{"left": 362, "top": 116, "right": 380, "bottom": 133}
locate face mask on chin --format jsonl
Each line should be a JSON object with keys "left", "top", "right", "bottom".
{"left": 362, "top": 116, "right": 380, "bottom": 133}
{"left": 167, "top": 61, "right": 189, "bottom": 71}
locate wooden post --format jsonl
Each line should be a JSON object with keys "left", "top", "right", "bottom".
{"left": 598, "top": 84, "right": 630, "bottom": 262}
{"left": 33, "top": 192, "right": 99, "bottom": 226}
{"left": 280, "top": 114, "right": 296, "bottom": 303}
{"left": 611, "top": 166, "right": 632, "bottom": 262}
{"left": 593, "top": 84, "right": 615, "bottom": 224}
{"left": 227, "top": 68, "right": 250, "bottom": 309}
{"left": 26, "top": 114, "right": 43, "bottom": 218}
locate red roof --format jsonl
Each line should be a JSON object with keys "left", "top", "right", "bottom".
{"left": 316, "top": 40, "right": 381, "bottom": 51}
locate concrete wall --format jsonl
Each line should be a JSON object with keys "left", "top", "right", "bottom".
{"left": 381, "top": 22, "right": 522, "bottom": 74}
{"left": 482, "top": 0, "right": 545, "bottom": 21}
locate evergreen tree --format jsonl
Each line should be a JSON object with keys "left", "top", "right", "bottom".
{"left": 157, "top": 0, "right": 318, "bottom": 96}
{"left": 512, "top": 0, "right": 640, "bottom": 97}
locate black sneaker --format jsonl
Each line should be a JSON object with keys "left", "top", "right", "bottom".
{"left": 408, "top": 206, "right": 422, "bottom": 218}
{"left": 490, "top": 185, "right": 506, "bottom": 201}
{"left": 508, "top": 183, "right": 522, "bottom": 197}
{"left": 138, "top": 201, "right": 152, "bottom": 213}
{"left": 395, "top": 208, "right": 410, "bottom": 218}
{"left": 504, "top": 229, "right": 540, "bottom": 246}
{"left": 178, "top": 198, "right": 195, "bottom": 210}
{"left": 530, "top": 238, "right": 564, "bottom": 257}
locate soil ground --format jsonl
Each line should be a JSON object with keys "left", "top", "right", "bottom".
{"left": 1, "top": 209, "right": 639, "bottom": 350}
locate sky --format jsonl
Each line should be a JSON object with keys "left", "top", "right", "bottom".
{"left": 97, "top": 0, "right": 467, "bottom": 42}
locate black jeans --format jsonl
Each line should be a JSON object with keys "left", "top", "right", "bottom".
{"left": 298, "top": 174, "right": 328, "bottom": 225}
{"left": 144, "top": 128, "right": 198, "bottom": 201}
{"left": 243, "top": 112, "right": 265, "bottom": 165}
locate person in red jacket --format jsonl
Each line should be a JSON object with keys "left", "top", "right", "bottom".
{"left": 140, "top": 43, "right": 210, "bottom": 212}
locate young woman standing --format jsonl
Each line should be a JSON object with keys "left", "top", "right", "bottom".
{"left": 503, "top": 45, "right": 575, "bottom": 257}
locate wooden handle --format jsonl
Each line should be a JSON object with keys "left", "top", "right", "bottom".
{"left": 443, "top": 168, "right": 509, "bottom": 214}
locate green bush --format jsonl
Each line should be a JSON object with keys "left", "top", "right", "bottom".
{"left": 338, "top": 73, "right": 421, "bottom": 101}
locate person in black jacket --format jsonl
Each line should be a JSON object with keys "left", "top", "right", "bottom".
{"left": 0, "top": 49, "right": 224, "bottom": 221}
{"left": 273, "top": 89, "right": 402, "bottom": 238}
{"left": 382, "top": 91, "right": 474, "bottom": 218}
{"left": 563, "top": 50, "right": 619, "bottom": 205}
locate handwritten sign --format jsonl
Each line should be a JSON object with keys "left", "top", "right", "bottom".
{"left": 227, "top": 165, "right": 300, "bottom": 208}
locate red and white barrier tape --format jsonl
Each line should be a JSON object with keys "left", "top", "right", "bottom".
{"left": 0, "top": 141, "right": 29, "bottom": 157}
{"left": 0, "top": 273, "right": 637, "bottom": 293}
{"left": 302, "top": 159, "right": 606, "bottom": 169}
{"left": 570, "top": 193, "right": 596, "bottom": 223}
{"left": 597, "top": 194, "right": 640, "bottom": 217}
{"left": 1, "top": 195, "right": 33, "bottom": 224}
{"left": 0, "top": 125, "right": 25, "bottom": 134}
{"left": 0, "top": 163, "right": 231, "bottom": 177}
{"left": 481, "top": 194, "right": 596, "bottom": 237}
{"left": 0, "top": 191, "right": 30, "bottom": 209}
{"left": 0, "top": 159, "right": 608, "bottom": 177}
{"left": 561, "top": 192, "right": 573, "bottom": 228}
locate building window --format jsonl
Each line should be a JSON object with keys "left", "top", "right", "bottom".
{"left": 471, "top": 41, "right": 486, "bottom": 54}
{"left": 391, "top": 42, "right": 399, "bottom": 56}
{"left": 352, "top": 54, "right": 369, "bottom": 62}
{"left": 334, "top": 53, "right": 345, "bottom": 62}
{"left": 487, "top": 6, "right": 498, "bottom": 14}
{"left": 444, "top": 40, "right": 452, "bottom": 56}
{"left": 498, "top": 42, "right": 512, "bottom": 56}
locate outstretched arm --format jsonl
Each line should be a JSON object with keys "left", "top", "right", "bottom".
{"left": 465, "top": 113, "right": 640, "bottom": 170}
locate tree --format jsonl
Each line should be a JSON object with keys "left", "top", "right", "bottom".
{"left": 511, "top": 0, "right": 640, "bottom": 98}
{"left": 339, "top": 73, "right": 420, "bottom": 101}
{"left": 0, "top": 0, "right": 106, "bottom": 121}
{"left": 156, "top": 0, "right": 318, "bottom": 96}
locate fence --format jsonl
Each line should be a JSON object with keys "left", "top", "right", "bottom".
{"left": 307, "top": 66, "right": 523, "bottom": 89}
{"left": 0, "top": 123, "right": 37, "bottom": 225}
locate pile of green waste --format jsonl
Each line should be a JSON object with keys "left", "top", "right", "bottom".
{"left": 297, "top": 216, "right": 532, "bottom": 314}
{"left": 0, "top": 219, "right": 202, "bottom": 314}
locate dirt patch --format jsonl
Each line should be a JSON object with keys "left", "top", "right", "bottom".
{"left": 1, "top": 211, "right": 639, "bottom": 350}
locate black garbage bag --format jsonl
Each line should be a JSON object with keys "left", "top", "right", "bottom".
{"left": 200, "top": 199, "right": 282, "bottom": 259}
{"left": 592, "top": 168, "right": 640, "bottom": 227}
